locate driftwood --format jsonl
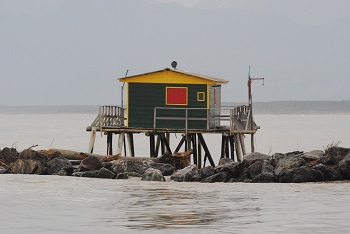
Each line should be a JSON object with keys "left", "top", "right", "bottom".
{"left": 0, "top": 161, "right": 9, "bottom": 169}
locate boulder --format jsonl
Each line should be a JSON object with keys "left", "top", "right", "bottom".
{"left": 200, "top": 166, "right": 215, "bottom": 180}
{"left": 97, "top": 167, "right": 115, "bottom": 179}
{"left": 274, "top": 156, "right": 306, "bottom": 176}
{"left": 313, "top": 164, "right": 342, "bottom": 181}
{"left": 111, "top": 160, "right": 153, "bottom": 175}
{"left": 19, "top": 149, "right": 47, "bottom": 162}
{"left": 46, "top": 157, "right": 73, "bottom": 176}
{"left": 72, "top": 170, "right": 99, "bottom": 178}
{"left": 0, "top": 166, "right": 7, "bottom": 174}
{"left": 270, "top": 153, "right": 285, "bottom": 167}
{"left": 252, "top": 172, "right": 276, "bottom": 183}
{"left": 279, "top": 166, "right": 323, "bottom": 183}
{"left": 214, "top": 162, "right": 242, "bottom": 178}
{"left": 261, "top": 160, "right": 275, "bottom": 174}
{"left": 141, "top": 168, "right": 166, "bottom": 182}
{"left": 201, "top": 172, "right": 231, "bottom": 183}
{"left": 79, "top": 156, "right": 102, "bottom": 171}
{"left": 10, "top": 159, "right": 46, "bottom": 174}
{"left": 248, "top": 160, "right": 263, "bottom": 179}
{"left": 116, "top": 173, "right": 129, "bottom": 179}
{"left": 242, "top": 152, "right": 271, "bottom": 167}
{"left": 336, "top": 153, "right": 350, "bottom": 179}
{"left": 218, "top": 158, "right": 234, "bottom": 165}
{"left": 321, "top": 147, "right": 350, "bottom": 165}
{"left": 171, "top": 165, "right": 200, "bottom": 182}
{"left": 127, "top": 172, "right": 142, "bottom": 177}
{"left": 237, "top": 167, "right": 251, "bottom": 182}
{"left": 149, "top": 162, "right": 174, "bottom": 176}
{"left": 0, "top": 147, "right": 19, "bottom": 164}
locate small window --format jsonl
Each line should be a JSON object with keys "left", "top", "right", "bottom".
{"left": 166, "top": 87, "right": 188, "bottom": 105}
{"left": 197, "top": 92, "right": 205, "bottom": 102}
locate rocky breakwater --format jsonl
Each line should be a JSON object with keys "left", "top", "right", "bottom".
{"left": 1, "top": 146, "right": 350, "bottom": 183}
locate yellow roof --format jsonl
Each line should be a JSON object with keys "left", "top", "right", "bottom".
{"left": 118, "top": 68, "right": 228, "bottom": 85}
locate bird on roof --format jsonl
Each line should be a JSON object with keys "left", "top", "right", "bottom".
{"left": 171, "top": 61, "right": 177, "bottom": 69}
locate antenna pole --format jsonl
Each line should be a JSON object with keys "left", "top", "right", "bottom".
{"left": 247, "top": 66, "right": 264, "bottom": 152}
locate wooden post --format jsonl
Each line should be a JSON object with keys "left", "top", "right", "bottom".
{"left": 150, "top": 133, "right": 156, "bottom": 158}
{"left": 197, "top": 138, "right": 202, "bottom": 169}
{"left": 174, "top": 135, "right": 186, "bottom": 153}
{"left": 116, "top": 133, "right": 125, "bottom": 155}
{"left": 251, "top": 134, "right": 255, "bottom": 152}
{"left": 107, "top": 132, "right": 113, "bottom": 155}
{"left": 221, "top": 134, "right": 226, "bottom": 159}
{"left": 88, "top": 127, "right": 97, "bottom": 153}
{"left": 229, "top": 135, "right": 235, "bottom": 161}
{"left": 155, "top": 134, "right": 161, "bottom": 156}
{"left": 240, "top": 134, "right": 247, "bottom": 156}
{"left": 191, "top": 134, "right": 198, "bottom": 166}
{"left": 127, "top": 133, "right": 135, "bottom": 157}
{"left": 235, "top": 133, "right": 243, "bottom": 162}
{"left": 197, "top": 133, "right": 215, "bottom": 167}
{"left": 160, "top": 133, "right": 172, "bottom": 154}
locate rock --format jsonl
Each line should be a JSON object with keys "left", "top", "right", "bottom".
{"left": 313, "top": 164, "right": 342, "bottom": 181}
{"left": 303, "top": 150, "right": 324, "bottom": 161}
{"left": 171, "top": 165, "right": 200, "bottom": 182}
{"left": 200, "top": 166, "right": 215, "bottom": 180}
{"left": 141, "top": 168, "right": 166, "bottom": 182}
{"left": 336, "top": 153, "right": 350, "bottom": 179}
{"left": 321, "top": 147, "right": 350, "bottom": 165}
{"left": 237, "top": 167, "right": 251, "bottom": 182}
{"left": 127, "top": 172, "right": 142, "bottom": 177}
{"left": 279, "top": 166, "right": 323, "bottom": 183}
{"left": 79, "top": 156, "right": 102, "bottom": 171}
{"left": 201, "top": 172, "right": 231, "bottom": 183}
{"left": 150, "top": 162, "right": 174, "bottom": 176}
{"left": 242, "top": 152, "right": 271, "bottom": 167}
{"left": 96, "top": 167, "right": 115, "bottom": 179}
{"left": 116, "top": 173, "right": 129, "bottom": 179}
{"left": 46, "top": 157, "right": 73, "bottom": 175}
{"left": 261, "top": 160, "right": 275, "bottom": 174}
{"left": 253, "top": 172, "right": 276, "bottom": 183}
{"left": 19, "top": 149, "right": 47, "bottom": 162}
{"left": 10, "top": 159, "right": 46, "bottom": 174}
{"left": 270, "top": 153, "right": 285, "bottom": 167}
{"left": 0, "top": 166, "right": 7, "bottom": 174}
{"left": 274, "top": 156, "right": 306, "bottom": 176}
{"left": 214, "top": 162, "right": 242, "bottom": 178}
{"left": 72, "top": 170, "right": 99, "bottom": 178}
{"left": 248, "top": 160, "right": 263, "bottom": 179}
{"left": 0, "top": 147, "right": 19, "bottom": 164}
{"left": 111, "top": 160, "right": 153, "bottom": 175}
{"left": 218, "top": 158, "right": 234, "bottom": 165}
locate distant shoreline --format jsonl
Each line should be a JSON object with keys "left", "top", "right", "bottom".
{"left": 1, "top": 101, "right": 350, "bottom": 115}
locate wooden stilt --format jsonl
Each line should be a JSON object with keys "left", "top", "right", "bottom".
{"left": 240, "top": 134, "right": 247, "bottom": 156}
{"left": 88, "top": 127, "right": 97, "bottom": 153}
{"left": 197, "top": 133, "right": 215, "bottom": 167}
{"left": 150, "top": 133, "right": 156, "bottom": 157}
{"left": 160, "top": 133, "right": 172, "bottom": 154}
{"left": 225, "top": 136, "right": 230, "bottom": 158}
{"left": 191, "top": 134, "right": 197, "bottom": 166}
{"left": 221, "top": 134, "right": 226, "bottom": 159}
{"left": 235, "top": 133, "right": 243, "bottom": 162}
{"left": 174, "top": 135, "right": 186, "bottom": 153}
{"left": 155, "top": 134, "right": 161, "bottom": 157}
{"left": 229, "top": 135, "right": 235, "bottom": 161}
{"left": 107, "top": 132, "right": 113, "bottom": 155}
{"left": 127, "top": 133, "right": 135, "bottom": 157}
{"left": 197, "top": 138, "right": 202, "bottom": 169}
{"left": 116, "top": 133, "right": 125, "bottom": 155}
{"left": 251, "top": 134, "right": 255, "bottom": 152}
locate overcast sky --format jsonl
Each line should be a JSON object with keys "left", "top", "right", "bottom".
{"left": 1, "top": 0, "right": 349, "bottom": 105}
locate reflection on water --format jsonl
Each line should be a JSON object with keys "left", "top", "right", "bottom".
{"left": 1, "top": 175, "right": 350, "bottom": 234}
{"left": 121, "top": 183, "right": 262, "bottom": 231}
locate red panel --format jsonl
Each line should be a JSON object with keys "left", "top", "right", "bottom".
{"left": 166, "top": 87, "right": 187, "bottom": 105}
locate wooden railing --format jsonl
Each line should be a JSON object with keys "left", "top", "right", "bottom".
{"left": 88, "top": 106, "right": 124, "bottom": 131}
{"left": 153, "top": 105, "right": 257, "bottom": 133}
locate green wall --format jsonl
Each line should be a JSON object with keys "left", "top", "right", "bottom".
{"left": 128, "top": 83, "right": 207, "bottom": 129}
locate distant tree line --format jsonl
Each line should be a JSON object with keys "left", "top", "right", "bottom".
{"left": 224, "top": 101, "right": 350, "bottom": 114}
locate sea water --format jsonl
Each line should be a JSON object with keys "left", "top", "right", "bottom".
{"left": 1, "top": 113, "right": 350, "bottom": 233}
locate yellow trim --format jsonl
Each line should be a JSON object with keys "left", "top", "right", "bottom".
{"left": 197, "top": 92, "right": 205, "bottom": 102}
{"left": 165, "top": 87, "right": 188, "bottom": 106}
{"left": 126, "top": 83, "right": 129, "bottom": 127}
{"left": 120, "top": 70, "right": 217, "bottom": 85}
{"left": 207, "top": 84, "right": 210, "bottom": 108}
